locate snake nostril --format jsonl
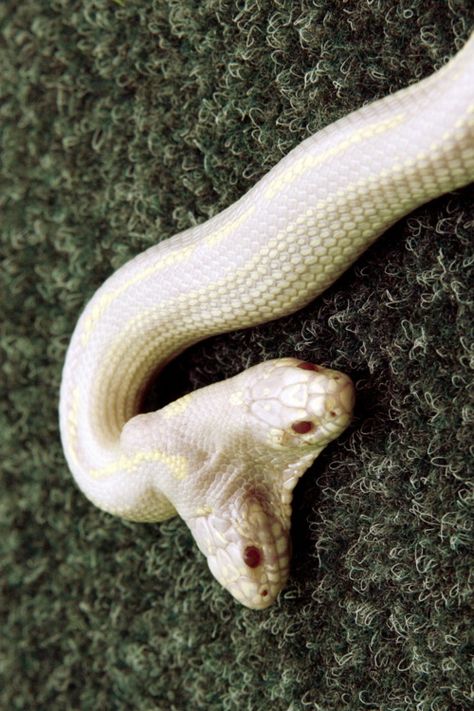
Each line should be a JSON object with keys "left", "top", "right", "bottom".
{"left": 292, "top": 420, "right": 314, "bottom": 434}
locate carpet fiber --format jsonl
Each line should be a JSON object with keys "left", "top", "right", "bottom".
{"left": 1, "top": 1, "right": 473, "bottom": 709}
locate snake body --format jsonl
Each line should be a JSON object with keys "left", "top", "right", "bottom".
{"left": 60, "top": 36, "right": 474, "bottom": 609}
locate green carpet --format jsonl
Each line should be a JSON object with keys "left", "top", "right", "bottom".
{"left": 1, "top": 1, "right": 473, "bottom": 709}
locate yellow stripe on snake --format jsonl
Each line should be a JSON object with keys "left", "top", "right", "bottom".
{"left": 60, "top": 35, "right": 474, "bottom": 609}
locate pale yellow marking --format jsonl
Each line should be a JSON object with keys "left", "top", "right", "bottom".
{"left": 89, "top": 450, "right": 189, "bottom": 480}
{"left": 80, "top": 244, "right": 196, "bottom": 347}
{"left": 276, "top": 538, "right": 287, "bottom": 555}
{"left": 96, "top": 164, "right": 392, "bottom": 378}
{"left": 162, "top": 392, "right": 194, "bottom": 419}
{"left": 455, "top": 102, "right": 474, "bottom": 127}
{"left": 214, "top": 529, "right": 231, "bottom": 546}
{"left": 66, "top": 386, "right": 81, "bottom": 467}
{"left": 91, "top": 121, "right": 474, "bottom": 433}
{"left": 268, "top": 428, "right": 284, "bottom": 447}
{"left": 229, "top": 390, "right": 245, "bottom": 406}
{"left": 204, "top": 206, "right": 256, "bottom": 247}
{"left": 264, "top": 113, "right": 406, "bottom": 199}
{"left": 80, "top": 207, "right": 256, "bottom": 349}
{"left": 195, "top": 506, "right": 213, "bottom": 516}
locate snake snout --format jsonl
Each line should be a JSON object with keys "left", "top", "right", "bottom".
{"left": 304, "top": 367, "right": 355, "bottom": 443}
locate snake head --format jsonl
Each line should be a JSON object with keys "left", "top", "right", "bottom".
{"left": 185, "top": 358, "right": 355, "bottom": 609}
{"left": 128, "top": 357, "right": 355, "bottom": 608}
{"left": 245, "top": 358, "right": 355, "bottom": 452}
{"left": 187, "top": 488, "right": 291, "bottom": 610}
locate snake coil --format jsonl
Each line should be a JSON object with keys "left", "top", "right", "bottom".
{"left": 60, "top": 35, "right": 474, "bottom": 609}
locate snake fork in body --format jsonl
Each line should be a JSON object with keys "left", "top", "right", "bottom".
{"left": 60, "top": 35, "right": 474, "bottom": 609}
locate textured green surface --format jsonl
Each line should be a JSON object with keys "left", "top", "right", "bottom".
{"left": 1, "top": 1, "right": 473, "bottom": 709}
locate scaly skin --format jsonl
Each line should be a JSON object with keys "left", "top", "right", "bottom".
{"left": 60, "top": 35, "right": 474, "bottom": 609}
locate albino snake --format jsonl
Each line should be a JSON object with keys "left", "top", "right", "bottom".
{"left": 60, "top": 35, "right": 474, "bottom": 609}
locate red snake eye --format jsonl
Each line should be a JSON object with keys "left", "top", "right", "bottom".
{"left": 243, "top": 545, "right": 262, "bottom": 568}
{"left": 292, "top": 420, "right": 314, "bottom": 434}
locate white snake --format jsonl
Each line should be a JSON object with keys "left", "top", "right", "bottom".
{"left": 60, "top": 35, "right": 474, "bottom": 609}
